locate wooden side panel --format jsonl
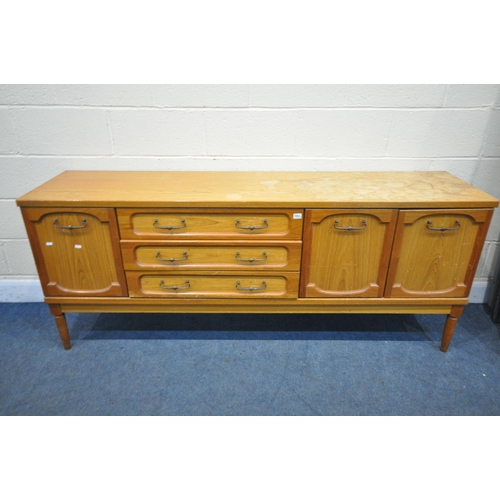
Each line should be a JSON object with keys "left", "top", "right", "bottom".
{"left": 300, "top": 209, "right": 397, "bottom": 297}
{"left": 117, "top": 208, "right": 304, "bottom": 240}
{"left": 385, "top": 209, "right": 493, "bottom": 298}
{"left": 22, "top": 208, "right": 127, "bottom": 297}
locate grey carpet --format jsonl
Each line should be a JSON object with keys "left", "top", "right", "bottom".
{"left": 1, "top": 303, "right": 499, "bottom": 415}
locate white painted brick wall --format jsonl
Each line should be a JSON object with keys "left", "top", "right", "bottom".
{"left": 472, "top": 159, "right": 500, "bottom": 242}
{"left": 11, "top": 107, "right": 112, "bottom": 155}
{"left": 110, "top": 110, "right": 206, "bottom": 155}
{"left": 0, "top": 109, "right": 18, "bottom": 153}
{"left": 1, "top": 84, "right": 500, "bottom": 302}
{"left": 3, "top": 240, "right": 37, "bottom": 275}
{"left": 205, "top": 109, "right": 395, "bottom": 156}
{"left": 0, "top": 85, "right": 59, "bottom": 105}
{"left": 444, "top": 85, "right": 500, "bottom": 107}
{"left": 482, "top": 109, "right": 500, "bottom": 157}
{"left": 0, "top": 243, "right": 9, "bottom": 274}
{"left": 386, "top": 110, "right": 489, "bottom": 157}
{"left": 249, "top": 84, "right": 448, "bottom": 107}
{"left": 0, "top": 200, "right": 26, "bottom": 239}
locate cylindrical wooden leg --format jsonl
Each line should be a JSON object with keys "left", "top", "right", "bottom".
{"left": 54, "top": 313, "right": 71, "bottom": 350}
{"left": 440, "top": 315, "right": 458, "bottom": 352}
{"left": 49, "top": 304, "right": 71, "bottom": 350}
{"left": 440, "top": 305, "right": 464, "bottom": 352}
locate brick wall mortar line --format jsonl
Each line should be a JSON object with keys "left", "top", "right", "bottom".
{"left": 106, "top": 110, "right": 115, "bottom": 155}
{"left": 0, "top": 104, "right": 494, "bottom": 111}
{"left": 0, "top": 154, "right": 492, "bottom": 160}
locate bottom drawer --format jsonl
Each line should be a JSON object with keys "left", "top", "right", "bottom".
{"left": 126, "top": 272, "right": 299, "bottom": 298}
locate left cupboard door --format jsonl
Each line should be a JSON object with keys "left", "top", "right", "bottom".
{"left": 22, "top": 208, "right": 127, "bottom": 297}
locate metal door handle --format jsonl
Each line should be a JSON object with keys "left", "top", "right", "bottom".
{"left": 53, "top": 218, "right": 87, "bottom": 230}
{"left": 426, "top": 220, "right": 461, "bottom": 231}
{"left": 334, "top": 219, "right": 366, "bottom": 231}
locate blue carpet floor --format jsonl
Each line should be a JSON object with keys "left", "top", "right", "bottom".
{"left": 1, "top": 303, "right": 499, "bottom": 415}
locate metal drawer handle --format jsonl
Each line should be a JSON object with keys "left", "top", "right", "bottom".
{"left": 159, "top": 280, "right": 190, "bottom": 290}
{"left": 236, "top": 280, "right": 267, "bottom": 291}
{"left": 235, "top": 251, "right": 267, "bottom": 263}
{"left": 156, "top": 251, "right": 188, "bottom": 262}
{"left": 235, "top": 219, "right": 268, "bottom": 230}
{"left": 53, "top": 218, "right": 87, "bottom": 230}
{"left": 334, "top": 219, "right": 366, "bottom": 231}
{"left": 153, "top": 219, "right": 186, "bottom": 230}
{"left": 427, "top": 220, "right": 461, "bottom": 231}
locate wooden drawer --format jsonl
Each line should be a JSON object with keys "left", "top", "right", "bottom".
{"left": 121, "top": 240, "right": 302, "bottom": 271}
{"left": 126, "top": 271, "right": 299, "bottom": 298}
{"left": 117, "top": 209, "right": 303, "bottom": 240}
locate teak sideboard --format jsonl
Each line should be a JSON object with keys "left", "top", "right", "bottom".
{"left": 16, "top": 171, "right": 499, "bottom": 351}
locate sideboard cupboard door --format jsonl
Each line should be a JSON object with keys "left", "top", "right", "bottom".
{"left": 22, "top": 208, "right": 127, "bottom": 297}
{"left": 300, "top": 210, "right": 398, "bottom": 298}
{"left": 385, "top": 209, "right": 493, "bottom": 298}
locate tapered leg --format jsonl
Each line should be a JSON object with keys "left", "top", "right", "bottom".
{"left": 440, "top": 305, "right": 464, "bottom": 352}
{"left": 49, "top": 305, "right": 71, "bottom": 350}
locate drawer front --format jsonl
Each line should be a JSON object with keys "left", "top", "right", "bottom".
{"left": 126, "top": 272, "right": 299, "bottom": 298}
{"left": 121, "top": 240, "right": 302, "bottom": 271}
{"left": 118, "top": 209, "right": 303, "bottom": 240}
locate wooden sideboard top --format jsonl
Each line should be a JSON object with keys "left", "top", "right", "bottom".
{"left": 16, "top": 170, "right": 499, "bottom": 208}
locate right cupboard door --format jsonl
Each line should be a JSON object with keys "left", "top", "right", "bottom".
{"left": 385, "top": 209, "right": 493, "bottom": 298}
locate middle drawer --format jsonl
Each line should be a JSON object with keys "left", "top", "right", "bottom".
{"left": 121, "top": 240, "right": 302, "bottom": 271}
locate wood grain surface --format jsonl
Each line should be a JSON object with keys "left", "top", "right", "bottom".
{"left": 16, "top": 171, "right": 499, "bottom": 208}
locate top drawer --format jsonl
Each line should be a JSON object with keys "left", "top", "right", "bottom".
{"left": 118, "top": 209, "right": 304, "bottom": 240}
